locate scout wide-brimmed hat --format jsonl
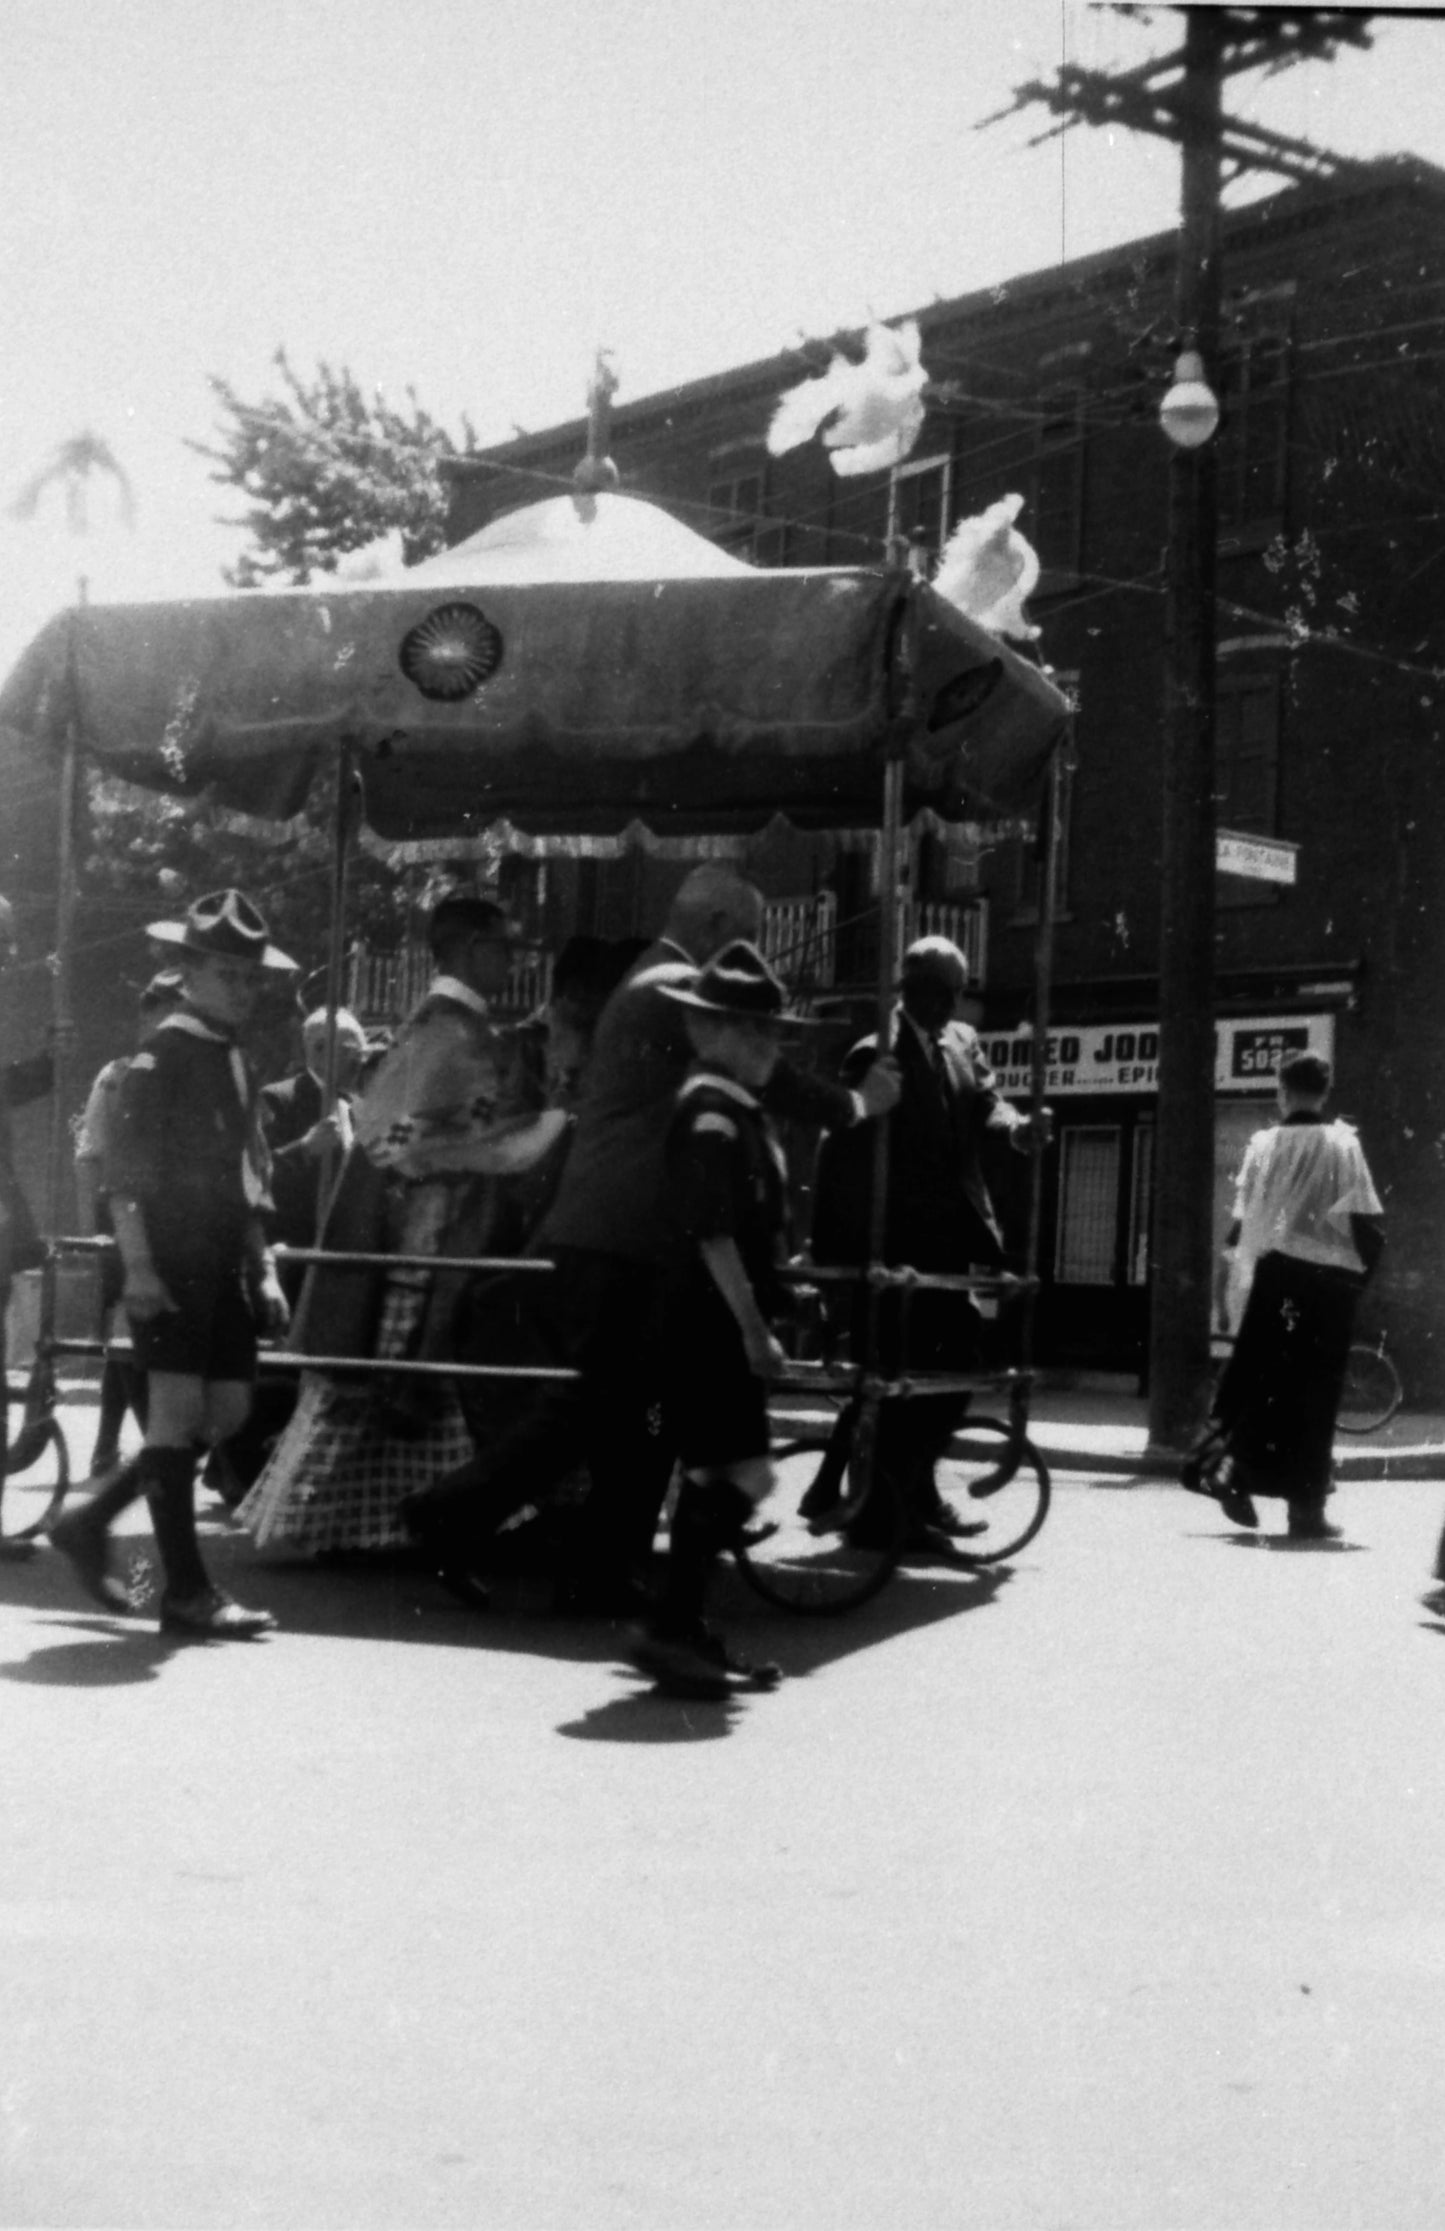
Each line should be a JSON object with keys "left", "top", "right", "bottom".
{"left": 659, "top": 939, "right": 816, "bottom": 1024}
{"left": 147, "top": 888, "right": 297, "bottom": 973}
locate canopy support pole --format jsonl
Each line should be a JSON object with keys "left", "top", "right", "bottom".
{"left": 314, "top": 740, "right": 357, "bottom": 1238}
{"left": 852, "top": 583, "right": 915, "bottom": 1508}
{"left": 46, "top": 585, "right": 86, "bottom": 1242}
{"left": 1019, "top": 732, "right": 1067, "bottom": 1371}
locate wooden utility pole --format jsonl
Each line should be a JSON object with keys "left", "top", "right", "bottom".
{"left": 1151, "top": 7, "right": 1225, "bottom": 1451}
{"left": 991, "top": 6, "right": 1372, "bottom": 1449}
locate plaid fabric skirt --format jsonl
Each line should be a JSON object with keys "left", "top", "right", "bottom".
{"left": 237, "top": 1183, "right": 475, "bottom": 1555}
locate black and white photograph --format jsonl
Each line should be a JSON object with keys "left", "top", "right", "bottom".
{"left": 1, "top": 4, "right": 1443, "bottom": 2226}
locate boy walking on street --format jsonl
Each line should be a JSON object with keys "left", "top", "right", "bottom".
{"left": 625, "top": 942, "right": 805, "bottom": 1699}
{"left": 49, "top": 890, "right": 295, "bottom": 1637}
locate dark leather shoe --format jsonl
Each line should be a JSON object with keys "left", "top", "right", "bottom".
{"left": 925, "top": 1501, "right": 989, "bottom": 1540}
{"left": 553, "top": 1574, "right": 653, "bottom": 1620}
{"left": 1288, "top": 1513, "right": 1342, "bottom": 1542}
{"left": 398, "top": 1494, "right": 446, "bottom": 1546}
{"left": 625, "top": 1625, "right": 733, "bottom": 1699}
{"left": 898, "top": 1523, "right": 966, "bottom": 1561}
{"left": 1217, "top": 1484, "right": 1260, "bottom": 1529}
{"left": 401, "top": 1498, "right": 488, "bottom": 1608}
{"left": 435, "top": 1560, "right": 492, "bottom": 1612}
{"left": 798, "top": 1470, "right": 845, "bottom": 1520}
{"left": 159, "top": 1588, "right": 277, "bottom": 1640}
{"left": 625, "top": 1621, "right": 781, "bottom": 1696}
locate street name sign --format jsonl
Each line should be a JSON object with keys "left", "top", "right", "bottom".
{"left": 1216, "top": 828, "right": 1299, "bottom": 884}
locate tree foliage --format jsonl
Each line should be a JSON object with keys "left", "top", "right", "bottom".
{"left": 81, "top": 765, "right": 425, "bottom": 999}
{"left": 82, "top": 355, "right": 490, "bottom": 972}
{"left": 189, "top": 348, "right": 477, "bottom": 588}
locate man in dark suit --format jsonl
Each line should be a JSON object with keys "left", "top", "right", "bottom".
{"left": 402, "top": 864, "right": 901, "bottom": 1613}
{"left": 261, "top": 1006, "right": 367, "bottom": 1273}
{"left": 812, "top": 935, "right": 1050, "bottom": 1544}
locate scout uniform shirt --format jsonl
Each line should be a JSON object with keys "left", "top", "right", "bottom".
{"left": 664, "top": 1065, "right": 790, "bottom": 1323}
{"left": 108, "top": 1009, "right": 271, "bottom": 1271}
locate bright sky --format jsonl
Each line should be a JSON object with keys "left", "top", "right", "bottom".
{"left": 1, "top": 0, "right": 1441, "bottom": 672}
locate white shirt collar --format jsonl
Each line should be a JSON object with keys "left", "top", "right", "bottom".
{"left": 678, "top": 1066, "right": 761, "bottom": 1112}
{"left": 428, "top": 974, "right": 490, "bottom": 1018}
{"left": 156, "top": 1009, "right": 234, "bottom": 1045}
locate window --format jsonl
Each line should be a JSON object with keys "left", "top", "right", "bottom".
{"left": 1215, "top": 671, "right": 1281, "bottom": 911}
{"left": 1055, "top": 1127, "right": 1121, "bottom": 1285}
{"left": 1127, "top": 1121, "right": 1155, "bottom": 1286}
{"left": 706, "top": 466, "right": 787, "bottom": 563}
{"left": 1215, "top": 674, "right": 1279, "bottom": 834}
{"left": 1030, "top": 387, "right": 1087, "bottom": 583}
{"left": 887, "top": 453, "right": 952, "bottom": 564}
{"left": 1217, "top": 327, "right": 1291, "bottom": 539}
{"left": 1013, "top": 684, "right": 1077, "bottom": 922}
{"left": 497, "top": 852, "right": 547, "bottom": 937}
{"left": 915, "top": 823, "right": 983, "bottom": 903}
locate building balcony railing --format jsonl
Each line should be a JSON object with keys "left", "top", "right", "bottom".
{"left": 344, "top": 895, "right": 986, "bottom": 1029}
{"left": 346, "top": 942, "right": 553, "bottom": 1025}
{"left": 759, "top": 894, "right": 838, "bottom": 989}
{"left": 827, "top": 896, "right": 988, "bottom": 997}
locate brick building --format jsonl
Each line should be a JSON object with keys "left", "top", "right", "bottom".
{"left": 440, "top": 159, "right": 1445, "bottom": 1394}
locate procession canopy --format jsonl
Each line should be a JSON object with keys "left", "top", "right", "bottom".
{"left": 0, "top": 493, "right": 1070, "bottom": 841}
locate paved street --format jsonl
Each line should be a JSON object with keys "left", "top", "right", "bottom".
{"left": 3, "top": 1446, "right": 1445, "bottom": 2231}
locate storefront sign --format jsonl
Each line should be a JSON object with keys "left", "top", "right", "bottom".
{"left": 988, "top": 1013, "right": 1336, "bottom": 1097}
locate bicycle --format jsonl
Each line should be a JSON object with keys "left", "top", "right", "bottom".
{"left": 1337, "top": 1333, "right": 1404, "bottom": 1434}
{"left": 736, "top": 1367, "right": 1051, "bottom": 1615}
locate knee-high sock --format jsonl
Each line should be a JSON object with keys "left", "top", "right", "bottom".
{"left": 90, "top": 1358, "right": 135, "bottom": 1470}
{"left": 141, "top": 1446, "right": 209, "bottom": 1599}
{"left": 77, "top": 1456, "right": 148, "bottom": 1531}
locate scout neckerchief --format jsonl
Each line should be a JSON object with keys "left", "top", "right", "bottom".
{"left": 425, "top": 974, "right": 490, "bottom": 1017}
{"left": 678, "top": 1066, "right": 787, "bottom": 1184}
{"left": 153, "top": 1008, "right": 267, "bottom": 1206}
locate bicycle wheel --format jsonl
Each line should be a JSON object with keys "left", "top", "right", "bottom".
{"left": 735, "top": 1439, "right": 903, "bottom": 1615}
{"left": 1337, "top": 1343, "right": 1403, "bottom": 1434}
{"left": 935, "top": 1416, "right": 1051, "bottom": 1565}
{"left": 0, "top": 1413, "right": 71, "bottom": 1549}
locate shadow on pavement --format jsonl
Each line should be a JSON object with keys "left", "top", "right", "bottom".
{"left": 0, "top": 1500, "right": 1023, "bottom": 1704}
{"left": 557, "top": 1562, "right": 1015, "bottom": 1744}
{"left": 1213, "top": 1532, "right": 1367, "bottom": 1554}
{"left": 0, "top": 1611, "right": 174, "bottom": 1688}
{"left": 559, "top": 1669, "right": 746, "bottom": 1744}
